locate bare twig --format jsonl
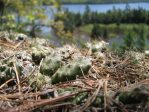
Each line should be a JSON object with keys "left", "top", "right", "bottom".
{"left": 0, "top": 78, "right": 15, "bottom": 89}
{"left": 7, "top": 90, "right": 90, "bottom": 112}
{"left": 104, "top": 74, "right": 109, "bottom": 112}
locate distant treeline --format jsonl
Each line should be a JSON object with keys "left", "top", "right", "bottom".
{"left": 61, "top": 0, "right": 149, "bottom": 4}
{"left": 54, "top": 5, "right": 149, "bottom": 32}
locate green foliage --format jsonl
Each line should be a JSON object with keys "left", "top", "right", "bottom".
{"left": 82, "top": 5, "right": 91, "bottom": 24}
{"left": 123, "top": 31, "right": 135, "bottom": 50}
{"left": 0, "top": 0, "right": 59, "bottom": 36}
{"left": 91, "top": 24, "right": 101, "bottom": 39}
{"left": 136, "top": 26, "right": 147, "bottom": 51}
{"left": 121, "top": 26, "right": 147, "bottom": 52}
{"left": 61, "top": 0, "right": 149, "bottom": 4}
{"left": 55, "top": 6, "right": 149, "bottom": 36}
{"left": 91, "top": 24, "right": 109, "bottom": 39}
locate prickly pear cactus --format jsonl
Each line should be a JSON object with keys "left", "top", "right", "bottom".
{"left": 40, "top": 55, "right": 62, "bottom": 76}
{"left": 51, "top": 57, "right": 91, "bottom": 84}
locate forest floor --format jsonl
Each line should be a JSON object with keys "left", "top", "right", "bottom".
{"left": 0, "top": 31, "right": 149, "bottom": 112}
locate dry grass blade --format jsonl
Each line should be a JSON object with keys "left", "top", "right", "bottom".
{"left": 0, "top": 39, "right": 24, "bottom": 49}
{"left": 104, "top": 74, "right": 109, "bottom": 112}
{"left": 13, "top": 62, "right": 21, "bottom": 94}
{"left": 0, "top": 78, "right": 15, "bottom": 89}
{"left": 0, "top": 89, "right": 54, "bottom": 99}
{"left": 6, "top": 90, "right": 90, "bottom": 112}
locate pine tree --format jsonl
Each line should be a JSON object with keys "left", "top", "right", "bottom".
{"left": 136, "top": 26, "right": 146, "bottom": 51}
{"left": 123, "top": 31, "right": 135, "bottom": 50}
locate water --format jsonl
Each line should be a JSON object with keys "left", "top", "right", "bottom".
{"left": 61, "top": 2, "right": 149, "bottom": 13}
{"left": 42, "top": 3, "right": 149, "bottom": 46}
{"left": 44, "top": 2, "right": 149, "bottom": 20}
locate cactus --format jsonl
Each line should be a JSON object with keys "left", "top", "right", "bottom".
{"left": 118, "top": 85, "right": 149, "bottom": 104}
{"left": 29, "top": 73, "right": 51, "bottom": 90}
{"left": 86, "top": 41, "right": 108, "bottom": 54}
{"left": 0, "top": 61, "right": 22, "bottom": 85}
{"left": 73, "top": 92, "right": 88, "bottom": 104}
{"left": 51, "top": 57, "right": 91, "bottom": 84}
{"left": 40, "top": 55, "right": 62, "bottom": 76}
{"left": 31, "top": 45, "right": 52, "bottom": 65}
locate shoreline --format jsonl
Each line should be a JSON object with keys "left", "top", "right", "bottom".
{"left": 44, "top": 1, "right": 149, "bottom": 6}
{"left": 61, "top": 2, "right": 149, "bottom": 5}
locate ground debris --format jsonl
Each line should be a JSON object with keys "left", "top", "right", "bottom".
{"left": 0, "top": 32, "right": 149, "bottom": 112}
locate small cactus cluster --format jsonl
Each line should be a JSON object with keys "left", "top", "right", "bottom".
{"left": 39, "top": 45, "right": 91, "bottom": 84}
{"left": 40, "top": 55, "right": 62, "bottom": 76}
{"left": 31, "top": 46, "right": 49, "bottom": 65}
{"left": 0, "top": 61, "right": 22, "bottom": 85}
{"left": 29, "top": 73, "right": 51, "bottom": 90}
{"left": 51, "top": 57, "right": 91, "bottom": 84}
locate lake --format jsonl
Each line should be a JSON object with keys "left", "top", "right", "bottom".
{"left": 42, "top": 2, "right": 149, "bottom": 46}
{"left": 61, "top": 2, "right": 149, "bottom": 13}
{"left": 45, "top": 2, "right": 149, "bottom": 20}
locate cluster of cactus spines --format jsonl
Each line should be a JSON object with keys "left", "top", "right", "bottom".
{"left": 0, "top": 61, "right": 22, "bottom": 85}
{"left": 51, "top": 57, "right": 91, "bottom": 84}
{"left": 40, "top": 55, "right": 62, "bottom": 76}
{"left": 29, "top": 73, "right": 51, "bottom": 90}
